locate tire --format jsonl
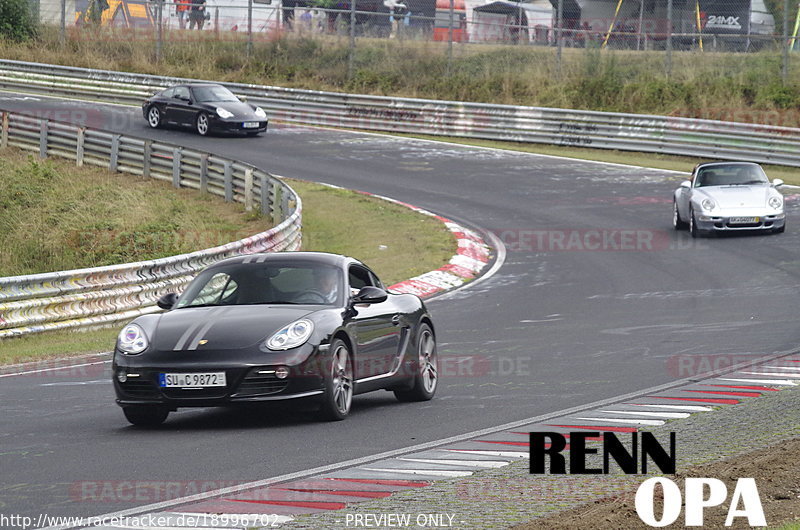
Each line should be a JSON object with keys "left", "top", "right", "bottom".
{"left": 673, "top": 200, "right": 687, "bottom": 230}
{"left": 246, "top": 131, "right": 261, "bottom": 137}
{"left": 123, "top": 406, "right": 169, "bottom": 427}
{"left": 195, "top": 112, "right": 210, "bottom": 136}
{"left": 689, "top": 208, "right": 702, "bottom": 238}
{"left": 318, "top": 338, "right": 353, "bottom": 421}
{"left": 394, "top": 323, "right": 437, "bottom": 402}
{"left": 774, "top": 223, "right": 786, "bottom": 234}
{"left": 146, "top": 106, "right": 162, "bottom": 129}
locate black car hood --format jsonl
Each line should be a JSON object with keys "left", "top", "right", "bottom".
{"left": 152, "top": 305, "right": 315, "bottom": 352}
{"left": 208, "top": 101, "right": 259, "bottom": 119}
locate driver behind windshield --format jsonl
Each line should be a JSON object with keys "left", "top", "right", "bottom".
{"left": 313, "top": 267, "right": 340, "bottom": 304}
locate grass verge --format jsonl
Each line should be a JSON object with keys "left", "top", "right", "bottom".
{"left": 0, "top": 155, "right": 454, "bottom": 366}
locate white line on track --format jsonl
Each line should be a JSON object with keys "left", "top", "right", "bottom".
{"left": 575, "top": 417, "right": 665, "bottom": 426}
{"left": 0, "top": 360, "right": 110, "bottom": 378}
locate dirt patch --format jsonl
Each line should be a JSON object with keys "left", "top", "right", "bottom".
{"left": 514, "top": 437, "right": 800, "bottom": 529}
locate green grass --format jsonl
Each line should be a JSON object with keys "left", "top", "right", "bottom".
{"left": 0, "top": 148, "right": 270, "bottom": 276}
{"left": 3, "top": 28, "right": 800, "bottom": 121}
{"left": 0, "top": 156, "right": 455, "bottom": 366}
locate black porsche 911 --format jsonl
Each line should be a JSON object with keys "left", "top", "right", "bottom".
{"left": 113, "top": 252, "right": 438, "bottom": 426}
{"left": 141, "top": 83, "right": 268, "bottom": 136}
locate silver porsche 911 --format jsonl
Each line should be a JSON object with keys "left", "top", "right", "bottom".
{"left": 673, "top": 161, "right": 786, "bottom": 237}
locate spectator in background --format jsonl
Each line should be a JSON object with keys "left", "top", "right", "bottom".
{"left": 188, "top": 0, "right": 206, "bottom": 30}
{"left": 174, "top": 0, "right": 189, "bottom": 29}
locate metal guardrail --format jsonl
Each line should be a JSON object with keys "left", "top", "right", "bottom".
{"left": 0, "top": 109, "right": 302, "bottom": 339}
{"left": 1, "top": 59, "right": 800, "bottom": 167}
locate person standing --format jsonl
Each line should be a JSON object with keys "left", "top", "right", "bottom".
{"left": 174, "top": 0, "right": 189, "bottom": 29}
{"left": 188, "top": 0, "right": 206, "bottom": 30}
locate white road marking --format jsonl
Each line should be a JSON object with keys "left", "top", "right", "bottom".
{"left": 626, "top": 404, "right": 713, "bottom": 412}
{"left": 718, "top": 377, "right": 797, "bottom": 386}
{"left": 446, "top": 449, "right": 529, "bottom": 458}
{"left": 40, "top": 380, "right": 109, "bottom": 387}
{"left": 0, "top": 359, "right": 111, "bottom": 378}
{"left": 740, "top": 371, "right": 800, "bottom": 378}
{"left": 599, "top": 410, "right": 690, "bottom": 419}
{"left": 397, "top": 458, "right": 508, "bottom": 468}
{"left": 575, "top": 417, "right": 665, "bottom": 426}
{"left": 360, "top": 468, "right": 473, "bottom": 478}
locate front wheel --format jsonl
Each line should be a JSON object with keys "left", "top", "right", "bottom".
{"left": 673, "top": 201, "right": 687, "bottom": 230}
{"left": 123, "top": 406, "right": 169, "bottom": 427}
{"left": 146, "top": 106, "right": 162, "bottom": 129}
{"left": 394, "top": 323, "right": 437, "bottom": 402}
{"left": 318, "top": 338, "right": 353, "bottom": 421}
{"left": 689, "top": 208, "right": 703, "bottom": 238}
{"left": 195, "top": 112, "right": 210, "bottom": 136}
{"left": 774, "top": 223, "right": 786, "bottom": 234}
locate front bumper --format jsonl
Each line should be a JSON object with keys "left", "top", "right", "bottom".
{"left": 210, "top": 116, "right": 268, "bottom": 134}
{"left": 694, "top": 211, "right": 785, "bottom": 232}
{"left": 113, "top": 345, "right": 325, "bottom": 408}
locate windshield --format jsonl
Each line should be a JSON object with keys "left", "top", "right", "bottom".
{"left": 192, "top": 86, "right": 239, "bottom": 103}
{"left": 695, "top": 164, "right": 769, "bottom": 187}
{"left": 175, "top": 261, "right": 344, "bottom": 308}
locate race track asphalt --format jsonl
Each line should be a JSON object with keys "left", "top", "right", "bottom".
{"left": 2, "top": 94, "right": 800, "bottom": 519}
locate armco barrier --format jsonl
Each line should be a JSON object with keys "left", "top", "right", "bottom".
{"left": 1, "top": 59, "right": 800, "bottom": 167}
{"left": 0, "top": 109, "right": 302, "bottom": 338}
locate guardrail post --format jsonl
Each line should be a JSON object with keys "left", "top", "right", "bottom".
{"left": 110, "top": 135, "right": 120, "bottom": 172}
{"left": 39, "top": 120, "right": 48, "bottom": 158}
{"left": 200, "top": 154, "right": 209, "bottom": 193}
{"left": 1, "top": 112, "right": 8, "bottom": 149}
{"left": 143, "top": 140, "right": 152, "bottom": 178}
{"left": 269, "top": 179, "right": 278, "bottom": 222}
{"left": 172, "top": 148, "right": 182, "bottom": 188}
{"left": 244, "top": 168, "right": 254, "bottom": 212}
{"left": 76, "top": 128, "right": 85, "bottom": 167}
{"left": 223, "top": 162, "right": 233, "bottom": 202}
{"left": 260, "top": 175, "right": 269, "bottom": 216}
{"left": 281, "top": 184, "right": 290, "bottom": 219}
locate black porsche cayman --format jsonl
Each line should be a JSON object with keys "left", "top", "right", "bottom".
{"left": 113, "top": 252, "right": 438, "bottom": 426}
{"left": 142, "top": 83, "right": 268, "bottom": 136}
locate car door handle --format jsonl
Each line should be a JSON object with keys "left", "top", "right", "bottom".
{"left": 391, "top": 314, "right": 400, "bottom": 326}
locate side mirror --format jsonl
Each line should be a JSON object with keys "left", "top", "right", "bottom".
{"left": 351, "top": 286, "right": 388, "bottom": 305}
{"left": 239, "top": 95, "right": 248, "bottom": 102}
{"left": 157, "top": 292, "right": 179, "bottom": 310}
{"left": 773, "top": 178, "right": 784, "bottom": 187}
{"left": 680, "top": 180, "right": 691, "bottom": 189}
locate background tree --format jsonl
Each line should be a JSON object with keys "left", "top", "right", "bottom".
{"left": 0, "top": 0, "right": 37, "bottom": 41}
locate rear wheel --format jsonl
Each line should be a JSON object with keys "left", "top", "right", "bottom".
{"left": 123, "top": 406, "right": 169, "bottom": 427}
{"left": 146, "top": 106, "right": 162, "bottom": 129}
{"left": 394, "top": 323, "right": 437, "bottom": 402}
{"left": 318, "top": 338, "right": 353, "bottom": 421}
{"left": 196, "top": 112, "right": 210, "bottom": 136}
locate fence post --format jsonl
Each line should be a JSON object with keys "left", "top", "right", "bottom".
{"left": 348, "top": 0, "right": 356, "bottom": 80}
{"left": 280, "top": 184, "right": 290, "bottom": 220}
{"left": 143, "top": 140, "right": 152, "bottom": 178}
{"left": 1, "top": 112, "right": 8, "bottom": 149}
{"left": 665, "top": 0, "right": 673, "bottom": 78}
{"left": 783, "top": 0, "right": 790, "bottom": 83}
{"left": 260, "top": 175, "right": 269, "bottom": 216}
{"left": 156, "top": 0, "right": 163, "bottom": 63}
{"left": 60, "top": 0, "right": 66, "bottom": 45}
{"left": 110, "top": 135, "right": 120, "bottom": 172}
{"left": 39, "top": 120, "right": 48, "bottom": 158}
{"left": 244, "top": 168, "right": 254, "bottom": 211}
{"left": 76, "top": 128, "right": 85, "bottom": 166}
{"left": 224, "top": 161, "right": 233, "bottom": 202}
{"left": 247, "top": 0, "right": 253, "bottom": 56}
{"left": 556, "top": 0, "right": 563, "bottom": 75}
{"left": 172, "top": 148, "right": 182, "bottom": 188}
{"left": 200, "top": 153, "right": 209, "bottom": 193}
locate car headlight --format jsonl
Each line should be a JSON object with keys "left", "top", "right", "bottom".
{"left": 266, "top": 319, "right": 314, "bottom": 351}
{"left": 254, "top": 106, "right": 267, "bottom": 119}
{"left": 216, "top": 107, "right": 234, "bottom": 119}
{"left": 769, "top": 196, "right": 783, "bottom": 210}
{"left": 117, "top": 323, "right": 149, "bottom": 354}
{"left": 701, "top": 198, "right": 716, "bottom": 211}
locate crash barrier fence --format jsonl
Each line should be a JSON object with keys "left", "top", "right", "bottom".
{"left": 2, "top": 59, "right": 800, "bottom": 168}
{"left": 0, "top": 108, "right": 302, "bottom": 339}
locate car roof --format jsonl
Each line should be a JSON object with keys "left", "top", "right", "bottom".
{"left": 208, "top": 251, "right": 358, "bottom": 270}
{"left": 167, "top": 83, "right": 224, "bottom": 89}
{"left": 696, "top": 161, "right": 762, "bottom": 170}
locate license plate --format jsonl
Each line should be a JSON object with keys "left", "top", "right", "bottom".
{"left": 243, "top": 122, "right": 259, "bottom": 128}
{"left": 159, "top": 372, "right": 226, "bottom": 388}
{"left": 729, "top": 217, "right": 759, "bottom": 224}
